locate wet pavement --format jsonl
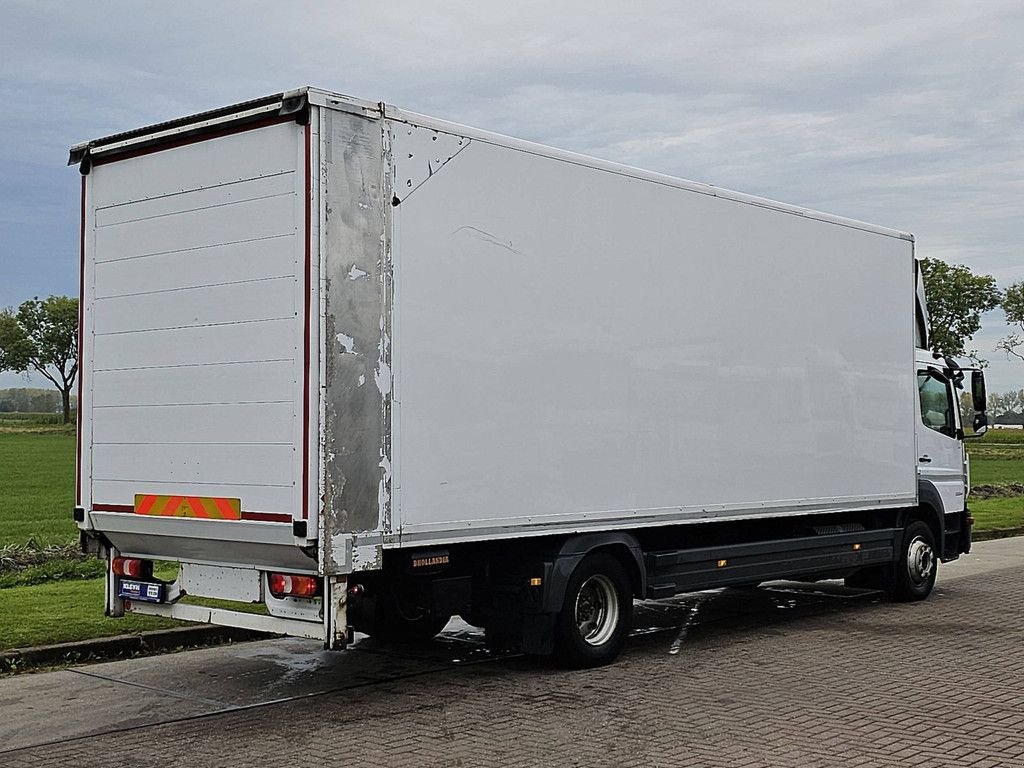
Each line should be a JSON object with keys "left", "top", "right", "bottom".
{"left": 1, "top": 536, "right": 1022, "bottom": 767}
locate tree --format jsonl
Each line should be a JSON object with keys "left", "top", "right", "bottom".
{"left": 0, "top": 296, "right": 79, "bottom": 423}
{"left": 919, "top": 258, "right": 1000, "bottom": 363}
{"left": 987, "top": 390, "right": 1024, "bottom": 418}
{"left": 996, "top": 281, "right": 1024, "bottom": 362}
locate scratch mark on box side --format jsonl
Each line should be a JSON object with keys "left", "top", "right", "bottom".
{"left": 452, "top": 225, "right": 522, "bottom": 256}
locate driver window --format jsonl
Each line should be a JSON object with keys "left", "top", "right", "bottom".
{"left": 918, "top": 370, "right": 955, "bottom": 437}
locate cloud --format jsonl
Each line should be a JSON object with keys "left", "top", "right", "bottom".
{"left": 0, "top": 0, "right": 1022, "bottom": 384}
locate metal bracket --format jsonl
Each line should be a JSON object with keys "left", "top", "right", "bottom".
{"left": 389, "top": 122, "right": 470, "bottom": 205}
{"left": 104, "top": 546, "right": 125, "bottom": 618}
{"left": 280, "top": 89, "right": 310, "bottom": 125}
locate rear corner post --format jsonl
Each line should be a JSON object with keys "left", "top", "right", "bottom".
{"left": 104, "top": 545, "right": 124, "bottom": 618}
{"left": 324, "top": 575, "right": 349, "bottom": 650}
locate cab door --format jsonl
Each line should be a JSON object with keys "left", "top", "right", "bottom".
{"left": 916, "top": 367, "right": 965, "bottom": 513}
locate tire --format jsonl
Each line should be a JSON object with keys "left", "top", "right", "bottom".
{"left": 554, "top": 553, "right": 632, "bottom": 668}
{"left": 889, "top": 520, "right": 938, "bottom": 602}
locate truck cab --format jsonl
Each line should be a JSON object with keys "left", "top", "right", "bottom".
{"left": 914, "top": 349, "right": 987, "bottom": 562}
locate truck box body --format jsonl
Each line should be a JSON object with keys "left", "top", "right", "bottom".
{"left": 72, "top": 88, "right": 937, "bottom": 657}
{"left": 75, "top": 88, "right": 917, "bottom": 572}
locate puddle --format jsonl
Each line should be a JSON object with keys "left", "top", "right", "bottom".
{"left": 628, "top": 581, "right": 881, "bottom": 656}
{"left": 668, "top": 592, "right": 716, "bottom": 655}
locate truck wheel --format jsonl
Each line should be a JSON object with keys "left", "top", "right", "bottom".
{"left": 554, "top": 553, "right": 632, "bottom": 668}
{"left": 890, "top": 520, "right": 938, "bottom": 602}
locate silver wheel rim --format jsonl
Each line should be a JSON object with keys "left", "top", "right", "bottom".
{"left": 575, "top": 574, "right": 619, "bottom": 646}
{"left": 906, "top": 535, "right": 935, "bottom": 588}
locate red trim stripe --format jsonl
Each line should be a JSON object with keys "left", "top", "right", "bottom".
{"left": 92, "top": 503, "right": 134, "bottom": 513}
{"left": 302, "top": 121, "right": 312, "bottom": 521}
{"left": 91, "top": 502, "right": 290, "bottom": 523}
{"left": 76, "top": 176, "right": 85, "bottom": 504}
{"left": 242, "top": 511, "right": 294, "bottom": 523}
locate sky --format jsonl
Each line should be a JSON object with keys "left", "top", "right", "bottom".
{"left": 1, "top": 0, "right": 1022, "bottom": 391}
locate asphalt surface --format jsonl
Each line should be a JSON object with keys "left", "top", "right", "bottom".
{"left": 1, "top": 536, "right": 1022, "bottom": 767}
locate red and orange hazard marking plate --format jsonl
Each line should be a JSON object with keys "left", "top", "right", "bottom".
{"left": 134, "top": 494, "right": 241, "bottom": 520}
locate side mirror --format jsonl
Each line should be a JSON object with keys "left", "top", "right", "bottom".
{"left": 971, "top": 370, "right": 987, "bottom": 413}
{"left": 973, "top": 412, "right": 988, "bottom": 437}
{"left": 944, "top": 356, "right": 965, "bottom": 387}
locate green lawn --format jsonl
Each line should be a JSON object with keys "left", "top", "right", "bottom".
{"left": 967, "top": 441, "right": 1024, "bottom": 486}
{"left": 966, "top": 432, "right": 1024, "bottom": 532}
{"left": 969, "top": 496, "right": 1024, "bottom": 531}
{"left": 0, "top": 431, "right": 77, "bottom": 546}
{"left": 0, "top": 578, "right": 180, "bottom": 649}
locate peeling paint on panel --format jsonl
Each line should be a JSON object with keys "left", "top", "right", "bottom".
{"left": 335, "top": 332, "right": 357, "bottom": 354}
{"left": 374, "top": 357, "right": 392, "bottom": 395}
{"left": 351, "top": 535, "right": 384, "bottom": 571}
{"left": 379, "top": 123, "right": 395, "bottom": 541}
{"left": 377, "top": 455, "right": 392, "bottom": 529}
{"left": 319, "top": 108, "right": 391, "bottom": 571}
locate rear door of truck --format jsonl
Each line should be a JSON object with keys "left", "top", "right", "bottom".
{"left": 75, "top": 97, "right": 317, "bottom": 572}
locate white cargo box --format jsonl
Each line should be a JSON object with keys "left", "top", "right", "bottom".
{"left": 73, "top": 87, "right": 917, "bottom": 577}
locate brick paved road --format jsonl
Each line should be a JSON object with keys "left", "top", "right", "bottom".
{"left": 5, "top": 561, "right": 1024, "bottom": 767}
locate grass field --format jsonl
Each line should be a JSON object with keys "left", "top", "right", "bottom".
{"left": 0, "top": 412, "right": 68, "bottom": 425}
{"left": 0, "top": 430, "right": 77, "bottom": 546}
{"left": 967, "top": 431, "right": 1024, "bottom": 528}
{"left": 0, "top": 579, "right": 179, "bottom": 649}
{"left": 0, "top": 425, "right": 1021, "bottom": 651}
{"left": 0, "top": 427, "right": 180, "bottom": 649}
{"left": 966, "top": 430, "right": 1024, "bottom": 486}
{"left": 967, "top": 496, "right": 1024, "bottom": 530}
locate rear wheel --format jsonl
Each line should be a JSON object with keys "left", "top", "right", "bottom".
{"left": 554, "top": 553, "right": 632, "bottom": 668}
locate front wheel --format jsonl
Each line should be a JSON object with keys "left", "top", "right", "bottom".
{"left": 890, "top": 520, "right": 938, "bottom": 602}
{"left": 554, "top": 553, "right": 632, "bottom": 668}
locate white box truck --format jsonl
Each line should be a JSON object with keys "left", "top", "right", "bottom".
{"left": 69, "top": 87, "right": 988, "bottom": 666}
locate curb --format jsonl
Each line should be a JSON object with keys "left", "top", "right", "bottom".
{"left": 973, "top": 527, "right": 1024, "bottom": 542}
{"left": 0, "top": 625, "right": 271, "bottom": 674}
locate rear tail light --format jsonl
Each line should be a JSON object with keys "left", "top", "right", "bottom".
{"left": 267, "top": 573, "right": 321, "bottom": 599}
{"left": 112, "top": 557, "right": 150, "bottom": 579}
